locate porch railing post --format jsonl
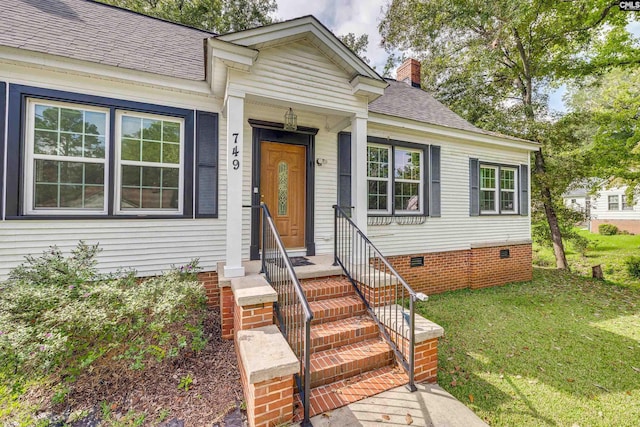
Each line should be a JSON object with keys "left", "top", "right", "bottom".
{"left": 261, "top": 204, "right": 266, "bottom": 274}
{"left": 333, "top": 205, "right": 338, "bottom": 266}
{"left": 407, "top": 296, "right": 417, "bottom": 392}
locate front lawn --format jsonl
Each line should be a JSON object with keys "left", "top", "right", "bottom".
{"left": 533, "top": 229, "right": 640, "bottom": 288}
{"left": 420, "top": 268, "right": 640, "bottom": 426}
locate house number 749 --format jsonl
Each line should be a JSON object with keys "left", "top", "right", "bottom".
{"left": 232, "top": 133, "right": 240, "bottom": 170}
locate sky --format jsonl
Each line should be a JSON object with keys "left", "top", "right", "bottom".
{"left": 274, "top": 0, "right": 390, "bottom": 73}
{"left": 274, "top": 1, "right": 640, "bottom": 112}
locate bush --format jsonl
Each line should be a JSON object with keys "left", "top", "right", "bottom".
{"left": 0, "top": 242, "right": 206, "bottom": 377}
{"left": 598, "top": 224, "right": 619, "bottom": 235}
{"left": 624, "top": 256, "right": 640, "bottom": 279}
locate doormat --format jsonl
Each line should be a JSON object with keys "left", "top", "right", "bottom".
{"left": 266, "top": 256, "right": 314, "bottom": 268}
{"left": 290, "top": 257, "right": 314, "bottom": 267}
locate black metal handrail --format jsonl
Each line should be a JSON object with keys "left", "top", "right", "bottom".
{"left": 259, "top": 203, "right": 313, "bottom": 425}
{"left": 333, "top": 205, "right": 425, "bottom": 392}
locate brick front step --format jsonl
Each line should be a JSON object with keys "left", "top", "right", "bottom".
{"left": 301, "top": 276, "right": 355, "bottom": 302}
{"left": 309, "top": 316, "right": 379, "bottom": 353}
{"left": 309, "top": 338, "right": 394, "bottom": 388}
{"left": 309, "top": 296, "right": 366, "bottom": 325}
{"left": 294, "top": 365, "right": 409, "bottom": 420}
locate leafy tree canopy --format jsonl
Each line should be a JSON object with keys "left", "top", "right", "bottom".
{"left": 567, "top": 66, "right": 640, "bottom": 188}
{"left": 339, "top": 32, "right": 370, "bottom": 64}
{"left": 379, "top": 0, "right": 639, "bottom": 269}
{"left": 99, "top": 0, "right": 277, "bottom": 33}
{"left": 379, "top": 0, "right": 638, "bottom": 134}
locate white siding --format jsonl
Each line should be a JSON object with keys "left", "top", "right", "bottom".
{"left": 591, "top": 185, "right": 640, "bottom": 220}
{"left": 0, "top": 43, "right": 534, "bottom": 281}
{"left": 0, "top": 60, "right": 228, "bottom": 279}
{"left": 365, "top": 125, "right": 532, "bottom": 255}
{"left": 230, "top": 40, "right": 367, "bottom": 115}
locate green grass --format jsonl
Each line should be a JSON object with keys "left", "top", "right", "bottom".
{"left": 534, "top": 229, "right": 640, "bottom": 288}
{"left": 419, "top": 268, "right": 640, "bottom": 426}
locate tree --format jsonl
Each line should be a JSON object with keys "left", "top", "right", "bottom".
{"left": 567, "top": 66, "right": 640, "bottom": 190}
{"left": 339, "top": 33, "right": 370, "bottom": 64}
{"left": 379, "top": 0, "right": 638, "bottom": 269}
{"left": 98, "top": 0, "right": 277, "bottom": 33}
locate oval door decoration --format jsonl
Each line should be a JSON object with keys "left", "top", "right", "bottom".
{"left": 278, "top": 161, "right": 288, "bottom": 216}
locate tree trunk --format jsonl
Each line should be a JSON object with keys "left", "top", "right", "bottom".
{"left": 534, "top": 149, "right": 569, "bottom": 270}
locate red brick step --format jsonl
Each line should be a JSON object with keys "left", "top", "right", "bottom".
{"left": 309, "top": 338, "right": 394, "bottom": 388}
{"left": 309, "top": 296, "right": 366, "bottom": 325}
{"left": 309, "top": 315, "right": 379, "bottom": 352}
{"left": 294, "top": 365, "right": 409, "bottom": 420}
{"left": 301, "top": 276, "right": 355, "bottom": 302}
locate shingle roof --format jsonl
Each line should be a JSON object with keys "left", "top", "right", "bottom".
{"left": 370, "top": 79, "right": 535, "bottom": 143}
{"left": 369, "top": 79, "right": 485, "bottom": 133}
{"left": 1, "top": 0, "right": 213, "bottom": 81}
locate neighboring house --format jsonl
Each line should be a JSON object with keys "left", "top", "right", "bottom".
{"left": 590, "top": 184, "right": 640, "bottom": 234}
{"left": 563, "top": 187, "right": 589, "bottom": 214}
{"left": 0, "top": 0, "right": 538, "bottom": 299}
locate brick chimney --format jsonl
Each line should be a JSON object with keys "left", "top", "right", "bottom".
{"left": 396, "top": 58, "right": 421, "bottom": 88}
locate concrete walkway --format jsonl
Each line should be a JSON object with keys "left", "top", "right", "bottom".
{"left": 309, "top": 383, "right": 488, "bottom": 427}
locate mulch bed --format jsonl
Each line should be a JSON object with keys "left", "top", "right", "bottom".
{"left": 40, "top": 308, "right": 244, "bottom": 426}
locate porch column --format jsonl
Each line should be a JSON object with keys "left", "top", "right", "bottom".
{"left": 224, "top": 94, "right": 245, "bottom": 278}
{"left": 351, "top": 114, "right": 368, "bottom": 235}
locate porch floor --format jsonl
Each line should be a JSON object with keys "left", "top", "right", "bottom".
{"left": 218, "top": 254, "right": 343, "bottom": 285}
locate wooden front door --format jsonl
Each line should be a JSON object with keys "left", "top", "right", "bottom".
{"left": 260, "top": 141, "right": 306, "bottom": 248}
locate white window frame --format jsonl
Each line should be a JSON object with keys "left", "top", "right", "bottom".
{"left": 622, "top": 195, "right": 633, "bottom": 210}
{"left": 608, "top": 195, "right": 620, "bottom": 211}
{"left": 480, "top": 164, "right": 519, "bottom": 215}
{"left": 24, "top": 99, "right": 110, "bottom": 215}
{"left": 366, "top": 144, "right": 392, "bottom": 214}
{"left": 480, "top": 165, "right": 499, "bottom": 214}
{"left": 499, "top": 167, "right": 518, "bottom": 214}
{"left": 394, "top": 146, "right": 424, "bottom": 215}
{"left": 114, "top": 110, "right": 185, "bottom": 215}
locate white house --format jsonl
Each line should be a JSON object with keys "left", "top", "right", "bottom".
{"left": 0, "top": 0, "right": 538, "bottom": 296}
{"left": 1, "top": 1, "right": 541, "bottom": 424}
{"left": 590, "top": 184, "right": 640, "bottom": 234}
{"left": 563, "top": 187, "right": 589, "bottom": 213}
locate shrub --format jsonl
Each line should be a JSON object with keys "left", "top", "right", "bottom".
{"left": 624, "top": 256, "right": 640, "bottom": 279}
{"left": 0, "top": 242, "right": 206, "bottom": 378}
{"left": 598, "top": 224, "right": 619, "bottom": 235}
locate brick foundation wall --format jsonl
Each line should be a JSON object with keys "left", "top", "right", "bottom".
{"left": 197, "top": 271, "right": 219, "bottom": 307}
{"left": 590, "top": 219, "right": 640, "bottom": 235}
{"left": 386, "top": 249, "right": 470, "bottom": 295}
{"left": 386, "top": 244, "right": 532, "bottom": 295}
{"left": 221, "top": 286, "right": 234, "bottom": 339}
{"left": 470, "top": 244, "right": 532, "bottom": 290}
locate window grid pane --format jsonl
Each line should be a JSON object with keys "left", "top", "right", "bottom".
{"left": 608, "top": 195, "right": 619, "bottom": 210}
{"left": 500, "top": 168, "right": 517, "bottom": 212}
{"left": 34, "top": 160, "right": 105, "bottom": 209}
{"left": 34, "top": 104, "right": 106, "bottom": 160}
{"left": 480, "top": 166, "right": 497, "bottom": 212}
{"left": 367, "top": 145, "right": 390, "bottom": 212}
{"left": 31, "top": 102, "right": 107, "bottom": 211}
{"left": 119, "top": 114, "right": 182, "bottom": 212}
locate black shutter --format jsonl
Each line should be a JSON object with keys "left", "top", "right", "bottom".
{"left": 469, "top": 158, "right": 480, "bottom": 216}
{"left": 195, "top": 111, "right": 218, "bottom": 218}
{"left": 337, "top": 132, "right": 351, "bottom": 208}
{"left": 520, "top": 164, "right": 529, "bottom": 216}
{"left": 429, "top": 145, "right": 441, "bottom": 217}
{"left": 0, "top": 82, "right": 5, "bottom": 219}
